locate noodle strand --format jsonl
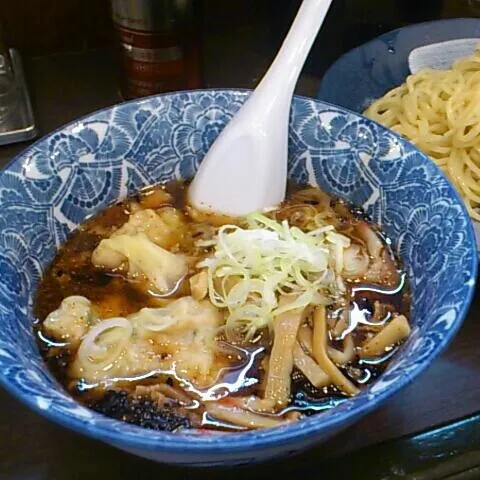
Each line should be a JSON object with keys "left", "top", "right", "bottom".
{"left": 364, "top": 46, "right": 480, "bottom": 220}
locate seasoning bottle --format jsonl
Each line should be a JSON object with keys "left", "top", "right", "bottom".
{"left": 111, "top": 0, "right": 202, "bottom": 99}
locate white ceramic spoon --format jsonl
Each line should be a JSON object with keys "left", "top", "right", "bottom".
{"left": 189, "top": 0, "right": 333, "bottom": 216}
{"left": 408, "top": 38, "right": 480, "bottom": 250}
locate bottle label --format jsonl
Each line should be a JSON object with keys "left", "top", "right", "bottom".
{"left": 114, "top": 23, "right": 194, "bottom": 98}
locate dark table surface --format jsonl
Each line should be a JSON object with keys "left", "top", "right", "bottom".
{"left": 0, "top": 47, "right": 479, "bottom": 480}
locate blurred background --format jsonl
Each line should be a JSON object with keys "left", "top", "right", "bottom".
{"left": 0, "top": 0, "right": 477, "bottom": 152}
{"left": 1, "top": 0, "right": 480, "bottom": 98}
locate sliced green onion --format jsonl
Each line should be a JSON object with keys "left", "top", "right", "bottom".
{"left": 199, "top": 213, "right": 350, "bottom": 342}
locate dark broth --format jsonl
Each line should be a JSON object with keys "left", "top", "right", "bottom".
{"left": 34, "top": 181, "right": 410, "bottom": 432}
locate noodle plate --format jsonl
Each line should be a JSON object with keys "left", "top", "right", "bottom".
{"left": 364, "top": 46, "right": 480, "bottom": 220}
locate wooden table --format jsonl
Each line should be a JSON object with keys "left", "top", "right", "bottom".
{"left": 0, "top": 49, "right": 479, "bottom": 480}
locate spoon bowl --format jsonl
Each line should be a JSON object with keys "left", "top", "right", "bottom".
{"left": 189, "top": 0, "right": 333, "bottom": 216}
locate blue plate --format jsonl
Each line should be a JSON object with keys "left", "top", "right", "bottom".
{"left": 0, "top": 90, "right": 476, "bottom": 466}
{"left": 317, "top": 18, "right": 480, "bottom": 250}
{"left": 317, "top": 18, "right": 480, "bottom": 113}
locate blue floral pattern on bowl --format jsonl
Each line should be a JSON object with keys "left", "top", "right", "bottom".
{"left": 0, "top": 90, "right": 476, "bottom": 467}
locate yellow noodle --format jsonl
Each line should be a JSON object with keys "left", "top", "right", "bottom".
{"left": 364, "top": 45, "right": 480, "bottom": 220}
{"left": 293, "top": 342, "right": 330, "bottom": 388}
{"left": 327, "top": 334, "right": 355, "bottom": 365}
{"left": 360, "top": 315, "right": 411, "bottom": 358}
{"left": 205, "top": 403, "right": 287, "bottom": 429}
{"left": 264, "top": 307, "right": 305, "bottom": 408}
{"left": 312, "top": 306, "right": 359, "bottom": 396}
{"left": 297, "top": 323, "right": 314, "bottom": 353}
{"left": 299, "top": 322, "right": 355, "bottom": 365}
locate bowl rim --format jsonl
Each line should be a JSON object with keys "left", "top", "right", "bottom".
{"left": 0, "top": 88, "right": 477, "bottom": 455}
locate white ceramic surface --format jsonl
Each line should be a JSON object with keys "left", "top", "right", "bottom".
{"left": 408, "top": 38, "right": 479, "bottom": 74}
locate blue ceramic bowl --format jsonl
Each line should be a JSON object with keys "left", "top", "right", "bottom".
{"left": 0, "top": 90, "right": 476, "bottom": 467}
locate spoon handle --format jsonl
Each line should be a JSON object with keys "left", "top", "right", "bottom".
{"left": 189, "top": 0, "right": 333, "bottom": 216}
{"left": 255, "top": 0, "right": 333, "bottom": 107}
